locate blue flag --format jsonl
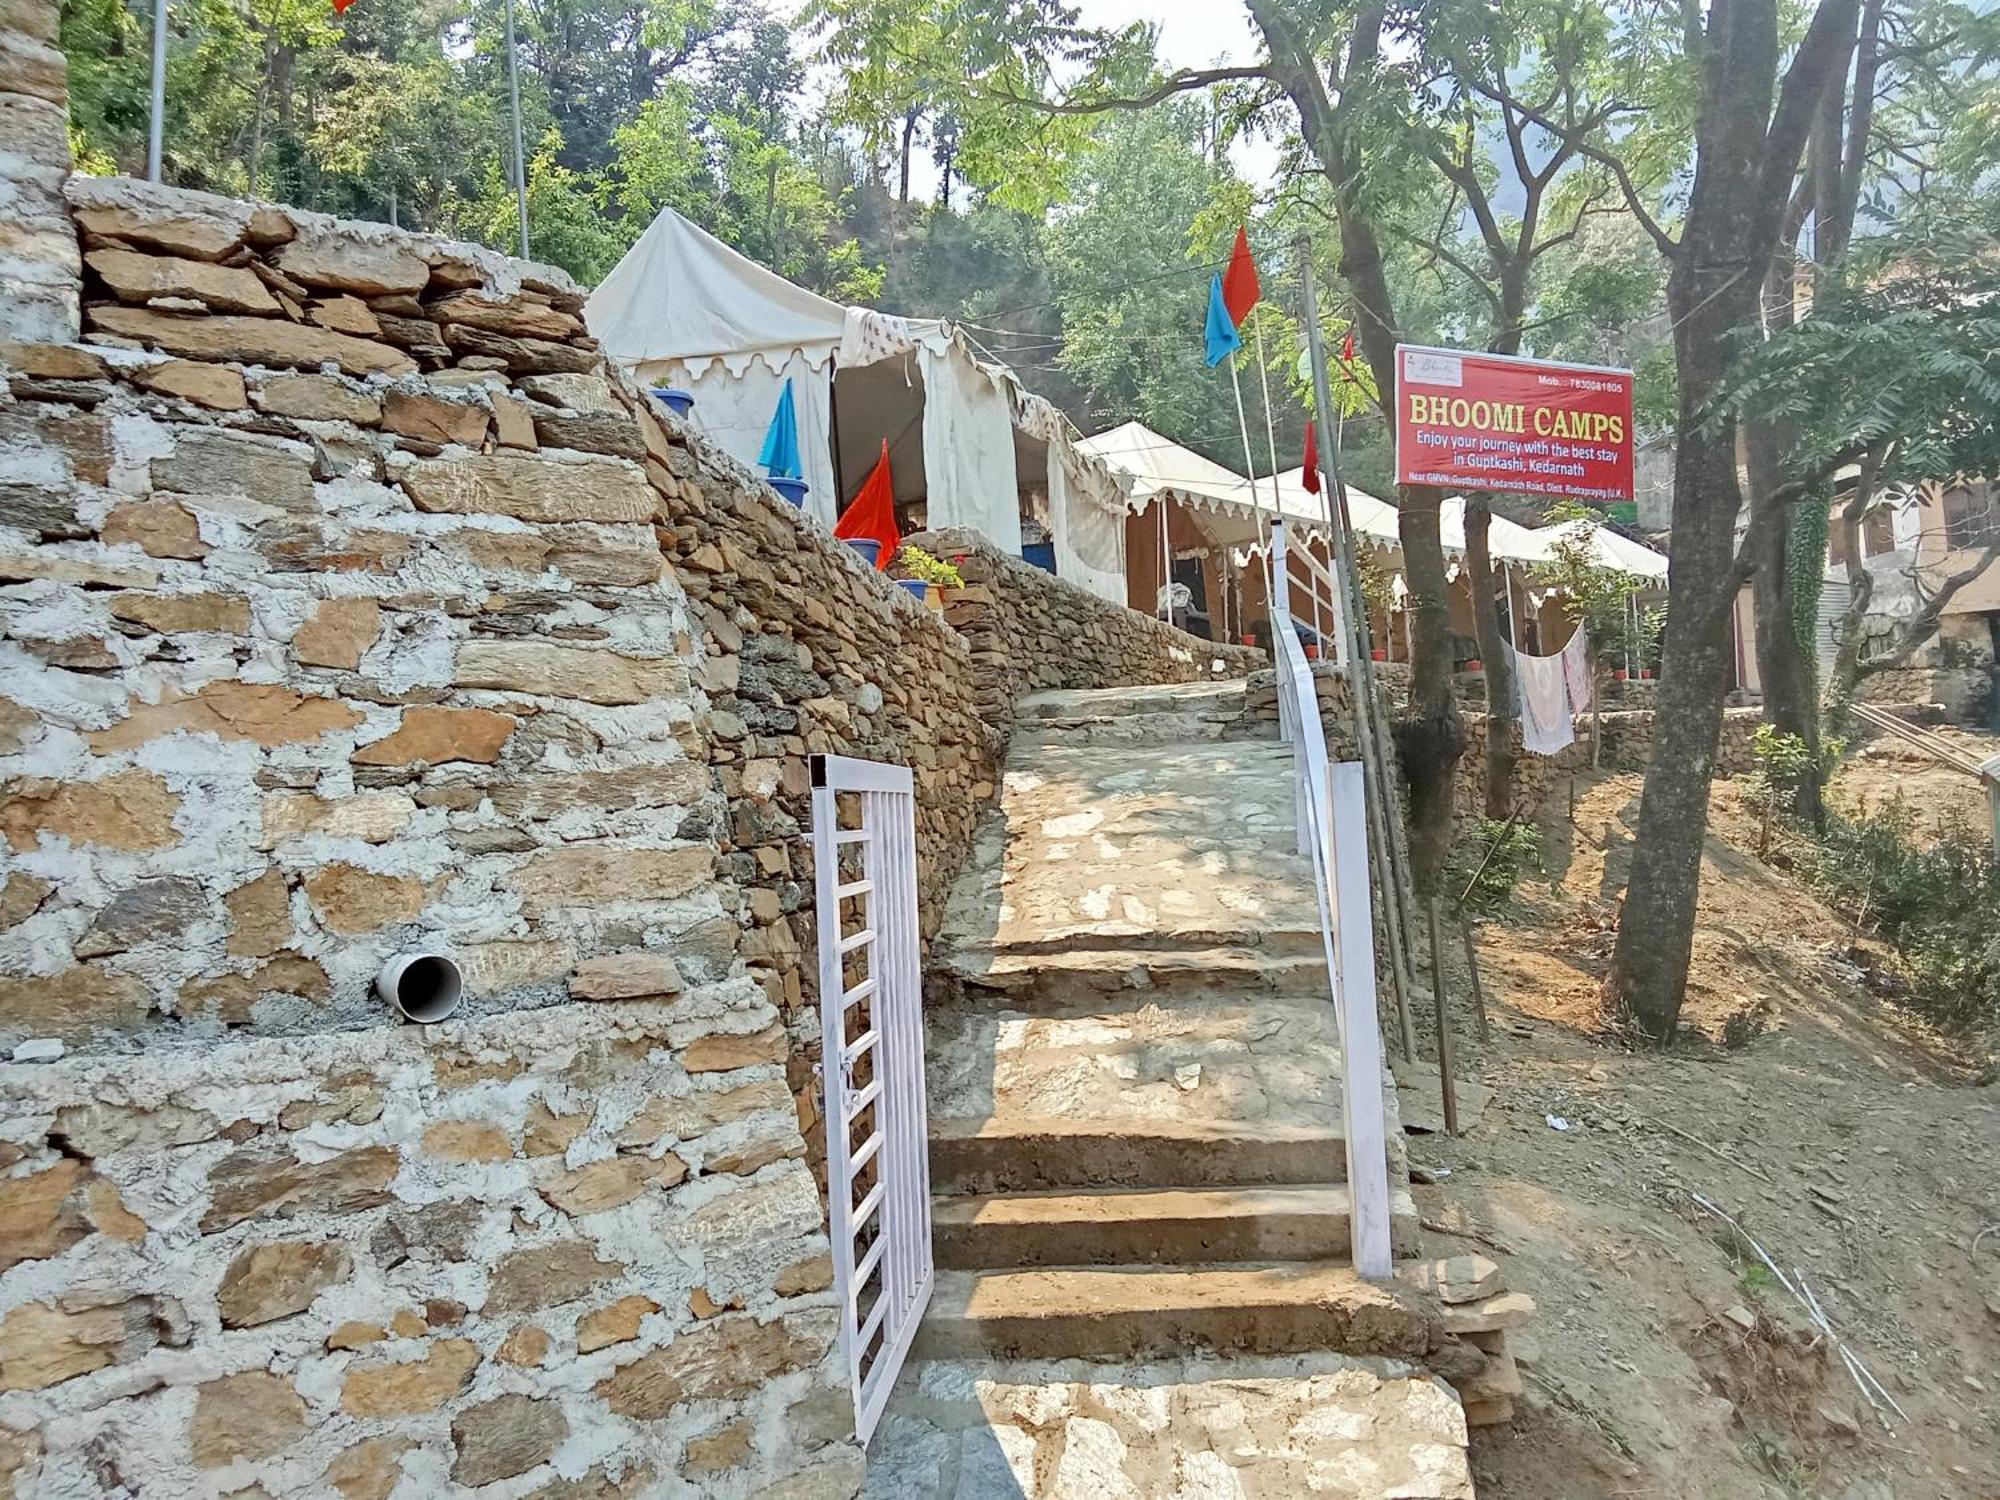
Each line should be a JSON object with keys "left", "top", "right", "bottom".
{"left": 757, "top": 378, "right": 802, "bottom": 479}
{"left": 1203, "top": 273, "right": 1241, "bottom": 368}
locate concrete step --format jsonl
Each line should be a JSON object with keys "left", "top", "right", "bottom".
{"left": 932, "top": 1183, "right": 1422, "bottom": 1269}
{"left": 915, "top": 1262, "right": 1435, "bottom": 1362}
{"left": 933, "top": 941, "right": 1330, "bottom": 1009}
{"left": 929, "top": 1115, "right": 1366, "bottom": 1195}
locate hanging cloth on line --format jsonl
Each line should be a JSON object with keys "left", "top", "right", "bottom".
{"left": 1511, "top": 625, "right": 1590, "bottom": 757}
{"left": 1558, "top": 627, "right": 1593, "bottom": 713}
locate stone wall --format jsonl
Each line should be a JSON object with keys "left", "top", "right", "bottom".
{"left": 912, "top": 529, "right": 1266, "bottom": 721}
{"left": 1858, "top": 665, "right": 1993, "bottom": 724}
{"left": 0, "top": 0, "right": 78, "bottom": 343}
{"left": 0, "top": 173, "right": 864, "bottom": 1496}
{"left": 0, "top": 1004, "right": 852, "bottom": 1498}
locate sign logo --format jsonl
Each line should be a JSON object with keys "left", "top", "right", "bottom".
{"left": 1394, "top": 344, "right": 1635, "bottom": 503}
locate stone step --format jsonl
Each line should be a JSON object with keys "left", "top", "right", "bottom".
{"left": 923, "top": 994, "right": 1397, "bottom": 1182}
{"left": 933, "top": 941, "right": 1330, "bottom": 1009}
{"left": 1011, "top": 710, "right": 1274, "bottom": 749}
{"left": 929, "top": 1115, "right": 1366, "bottom": 1195}
{"left": 915, "top": 1262, "right": 1435, "bottom": 1362}
{"left": 932, "top": 1183, "right": 1422, "bottom": 1269}
{"left": 1015, "top": 681, "right": 1251, "bottom": 721}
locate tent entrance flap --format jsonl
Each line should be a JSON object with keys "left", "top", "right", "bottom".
{"left": 833, "top": 355, "right": 928, "bottom": 520}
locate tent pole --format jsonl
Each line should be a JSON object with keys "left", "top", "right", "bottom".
{"left": 1158, "top": 500, "right": 1171, "bottom": 625}
{"left": 827, "top": 357, "right": 846, "bottom": 516}
{"left": 503, "top": 0, "right": 530, "bottom": 260}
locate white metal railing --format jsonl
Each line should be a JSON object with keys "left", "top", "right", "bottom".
{"left": 1267, "top": 525, "right": 1350, "bottom": 669}
{"left": 1269, "top": 520, "right": 1395, "bottom": 1280}
{"left": 808, "top": 754, "right": 933, "bottom": 1447}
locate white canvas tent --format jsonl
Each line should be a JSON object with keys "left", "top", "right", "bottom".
{"left": 1529, "top": 517, "right": 1670, "bottom": 579}
{"left": 585, "top": 207, "right": 1131, "bottom": 602}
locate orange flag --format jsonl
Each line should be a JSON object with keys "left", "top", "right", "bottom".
{"left": 1221, "top": 226, "right": 1260, "bottom": 326}
{"left": 833, "top": 439, "right": 899, "bottom": 569}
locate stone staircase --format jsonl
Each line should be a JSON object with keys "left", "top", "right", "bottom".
{"left": 862, "top": 680, "right": 1478, "bottom": 1497}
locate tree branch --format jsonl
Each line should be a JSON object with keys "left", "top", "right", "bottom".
{"left": 1461, "top": 77, "right": 1676, "bottom": 256}
{"left": 980, "top": 65, "right": 1276, "bottom": 116}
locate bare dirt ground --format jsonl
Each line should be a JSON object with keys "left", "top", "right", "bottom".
{"left": 1409, "top": 765, "right": 1999, "bottom": 1500}
{"left": 1828, "top": 724, "right": 1998, "bottom": 846}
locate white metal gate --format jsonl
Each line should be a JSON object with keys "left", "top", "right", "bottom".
{"left": 808, "top": 753, "right": 933, "bottom": 1447}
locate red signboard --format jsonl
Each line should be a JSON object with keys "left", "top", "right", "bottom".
{"left": 1393, "top": 344, "right": 1635, "bottom": 503}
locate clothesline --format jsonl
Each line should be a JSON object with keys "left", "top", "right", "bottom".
{"left": 1512, "top": 628, "right": 1591, "bottom": 757}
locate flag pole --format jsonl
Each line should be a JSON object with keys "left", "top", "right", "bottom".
{"left": 1226, "top": 352, "right": 1277, "bottom": 630}
{"left": 503, "top": 0, "right": 530, "bottom": 259}
{"left": 147, "top": 0, "right": 167, "bottom": 183}
{"left": 1253, "top": 318, "right": 1321, "bottom": 646}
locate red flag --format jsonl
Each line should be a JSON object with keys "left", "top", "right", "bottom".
{"left": 834, "top": 439, "right": 899, "bottom": 569}
{"left": 1221, "top": 226, "right": 1260, "bottom": 326}
{"left": 332, "top": 0, "right": 356, "bottom": 11}
{"left": 1303, "top": 417, "right": 1321, "bottom": 495}
{"left": 1339, "top": 328, "right": 1356, "bottom": 380}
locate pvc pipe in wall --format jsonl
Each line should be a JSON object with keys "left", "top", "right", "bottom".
{"left": 375, "top": 953, "right": 463, "bottom": 1024}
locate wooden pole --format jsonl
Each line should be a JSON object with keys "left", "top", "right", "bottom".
{"left": 1299, "top": 245, "right": 1419, "bottom": 1057}
{"left": 1459, "top": 914, "right": 1491, "bottom": 1042}
{"left": 1427, "top": 895, "right": 1459, "bottom": 1136}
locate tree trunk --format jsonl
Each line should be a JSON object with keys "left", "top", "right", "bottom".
{"left": 1464, "top": 497, "right": 1518, "bottom": 817}
{"left": 1247, "top": 0, "right": 1468, "bottom": 894}
{"left": 1746, "top": 422, "right": 1826, "bottom": 825}
{"left": 898, "top": 108, "right": 918, "bottom": 204}
{"left": 1606, "top": 0, "right": 1862, "bottom": 1042}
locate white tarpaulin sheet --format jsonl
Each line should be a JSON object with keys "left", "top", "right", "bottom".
{"left": 587, "top": 207, "right": 850, "bottom": 373}
{"left": 920, "top": 342, "right": 1021, "bottom": 553}
{"left": 1049, "top": 434, "right": 1128, "bottom": 604}
{"left": 644, "top": 352, "right": 841, "bottom": 527}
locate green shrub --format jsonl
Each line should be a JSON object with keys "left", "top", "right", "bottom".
{"left": 1790, "top": 796, "right": 2000, "bottom": 1037}
{"left": 1447, "top": 817, "right": 1542, "bottom": 915}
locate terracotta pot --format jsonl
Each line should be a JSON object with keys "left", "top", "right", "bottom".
{"left": 1303, "top": 643, "right": 1321, "bottom": 660}
{"left": 1241, "top": 635, "right": 1258, "bottom": 647}
{"left": 1639, "top": 668, "right": 1654, "bottom": 679}
{"left": 1613, "top": 668, "right": 1630, "bottom": 681}
{"left": 1371, "top": 649, "right": 1388, "bottom": 662}
{"left": 1463, "top": 659, "right": 1483, "bottom": 673}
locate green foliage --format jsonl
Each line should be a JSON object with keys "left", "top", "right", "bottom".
{"left": 1529, "top": 501, "right": 1658, "bottom": 668}
{"left": 1446, "top": 817, "right": 1541, "bottom": 916}
{"left": 895, "top": 545, "right": 963, "bottom": 587}
{"left": 1790, "top": 796, "right": 2000, "bottom": 1039}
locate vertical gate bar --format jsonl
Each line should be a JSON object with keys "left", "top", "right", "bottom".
{"left": 810, "top": 776, "right": 863, "bottom": 1421}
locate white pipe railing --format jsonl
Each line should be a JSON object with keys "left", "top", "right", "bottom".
{"left": 1269, "top": 520, "right": 1394, "bottom": 1280}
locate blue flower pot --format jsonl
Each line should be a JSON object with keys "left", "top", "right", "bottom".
{"left": 845, "top": 538, "right": 882, "bottom": 566}
{"left": 1022, "top": 542, "right": 1057, "bottom": 573}
{"left": 767, "top": 475, "right": 809, "bottom": 508}
{"left": 896, "top": 578, "right": 928, "bottom": 603}
{"left": 650, "top": 387, "right": 695, "bottom": 418}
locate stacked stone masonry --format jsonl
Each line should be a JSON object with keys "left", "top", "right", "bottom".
{"left": 0, "top": 151, "right": 1264, "bottom": 1494}
{"left": 912, "top": 527, "right": 1264, "bottom": 722}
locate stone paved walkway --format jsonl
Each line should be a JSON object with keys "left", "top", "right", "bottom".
{"left": 863, "top": 1353, "right": 1473, "bottom": 1500}
{"left": 884, "top": 680, "right": 1469, "bottom": 1498}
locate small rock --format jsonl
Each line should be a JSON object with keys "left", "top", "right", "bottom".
{"left": 11, "top": 1038, "right": 64, "bottom": 1062}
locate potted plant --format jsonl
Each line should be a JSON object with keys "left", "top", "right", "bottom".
{"left": 894, "top": 545, "right": 964, "bottom": 607}
{"left": 649, "top": 387, "right": 695, "bottom": 419}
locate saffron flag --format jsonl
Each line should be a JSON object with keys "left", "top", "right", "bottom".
{"left": 833, "top": 439, "right": 899, "bottom": 569}
{"left": 1203, "top": 274, "right": 1240, "bottom": 368}
{"left": 1221, "top": 226, "right": 1260, "bottom": 326}
{"left": 757, "top": 379, "right": 802, "bottom": 480}
{"left": 1303, "top": 417, "right": 1321, "bottom": 495}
